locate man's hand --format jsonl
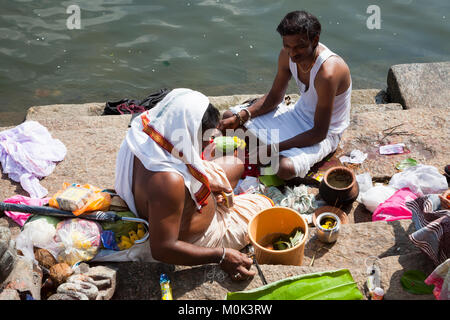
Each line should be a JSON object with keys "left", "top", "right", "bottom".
{"left": 220, "top": 248, "right": 256, "bottom": 281}
{"left": 218, "top": 114, "right": 240, "bottom": 132}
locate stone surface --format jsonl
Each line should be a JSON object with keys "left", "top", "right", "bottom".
{"left": 336, "top": 107, "right": 450, "bottom": 179}
{"left": 303, "top": 220, "right": 420, "bottom": 269}
{"left": 0, "top": 227, "right": 16, "bottom": 283}
{"left": 107, "top": 252, "right": 434, "bottom": 300}
{"left": 85, "top": 265, "right": 117, "bottom": 300}
{"left": 23, "top": 89, "right": 388, "bottom": 119}
{"left": 351, "top": 89, "right": 388, "bottom": 105}
{"left": 106, "top": 219, "right": 435, "bottom": 300}
{"left": 387, "top": 62, "right": 450, "bottom": 109}
{"left": 0, "top": 289, "right": 20, "bottom": 300}
{"left": 350, "top": 103, "right": 402, "bottom": 115}
{"left": 2, "top": 256, "right": 42, "bottom": 300}
{"left": 26, "top": 102, "right": 105, "bottom": 120}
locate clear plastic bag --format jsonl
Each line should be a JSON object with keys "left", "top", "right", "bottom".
{"left": 53, "top": 218, "right": 102, "bottom": 266}
{"left": 389, "top": 165, "right": 448, "bottom": 196}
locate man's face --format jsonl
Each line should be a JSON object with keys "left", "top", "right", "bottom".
{"left": 282, "top": 33, "right": 318, "bottom": 63}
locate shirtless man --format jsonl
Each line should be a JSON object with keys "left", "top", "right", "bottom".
{"left": 220, "top": 10, "right": 352, "bottom": 180}
{"left": 115, "top": 89, "right": 274, "bottom": 282}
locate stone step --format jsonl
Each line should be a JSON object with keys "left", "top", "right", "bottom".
{"left": 24, "top": 88, "right": 389, "bottom": 121}
{"left": 387, "top": 62, "right": 450, "bottom": 109}
{"left": 336, "top": 106, "right": 449, "bottom": 178}
{"left": 304, "top": 219, "right": 420, "bottom": 269}
{"left": 105, "top": 250, "right": 434, "bottom": 300}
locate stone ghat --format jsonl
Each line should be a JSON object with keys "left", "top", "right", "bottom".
{"left": 1, "top": 61, "right": 449, "bottom": 300}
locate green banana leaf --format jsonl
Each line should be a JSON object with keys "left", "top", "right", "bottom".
{"left": 226, "top": 269, "right": 363, "bottom": 300}
{"left": 259, "top": 175, "right": 285, "bottom": 187}
{"left": 395, "top": 158, "right": 418, "bottom": 171}
{"left": 400, "top": 270, "right": 434, "bottom": 295}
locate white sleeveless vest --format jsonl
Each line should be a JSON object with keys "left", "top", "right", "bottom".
{"left": 288, "top": 43, "right": 352, "bottom": 135}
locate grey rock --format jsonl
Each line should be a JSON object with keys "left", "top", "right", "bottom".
{"left": 57, "top": 281, "right": 99, "bottom": 300}
{"left": 0, "top": 289, "right": 20, "bottom": 300}
{"left": 0, "top": 227, "right": 16, "bottom": 283}
{"left": 387, "top": 62, "right": 450, "bottom": 109}
{"left": 2, "top": 256, "right": 42, "bottom": 300}
{"left": 85, "top": 265, "right": 117, "bottom": 300}
{"left": 48, "top": 292, "right": 89, "bottom": 300}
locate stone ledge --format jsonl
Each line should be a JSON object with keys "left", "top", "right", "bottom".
{"left": 387, "top": 62, "right": 450, "bottom": 109}
{"left": 337, "top": 107, "right": 449, "bottom": 178}
{"left": 24, "top": 88, "right": 389, "bottom": 120}
{"left": 105, "top": 250, "right": 434, "bottom": 300}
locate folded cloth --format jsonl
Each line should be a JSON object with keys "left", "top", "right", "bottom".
{"left": 406, "top": 194, "right": 450, "bottom": 266}
{"left": 425, "top": 259, "right": 450, "bottom": 300}
{"left": 3, "top": 195, "right": 50, "bottom": 226}
{"left": 0, "top": 121, "right": 66, "bottom": 198}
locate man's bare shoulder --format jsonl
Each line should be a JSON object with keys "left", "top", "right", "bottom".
{"left": 146, "top": 171, "right": 186, "bottom": 203}
{"left": 318, "top": 54, "right": 350, "bottom": 80}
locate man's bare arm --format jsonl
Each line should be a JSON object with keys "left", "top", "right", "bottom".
{"left": 146, "top": 171, "right": 255, "bottom": 279}
{"left": 277, "top": 60, "right": 340, "bottom": 151}
{"left": 146, "top": 172, "right": 222, "bottom": 265}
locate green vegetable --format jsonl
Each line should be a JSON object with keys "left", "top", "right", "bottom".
{"left": 272, "top": 228, "right": 304, "bottom": 251}
{"left": 100, "top": 211, "right": 138, "bottom": 242}
{"left": 400, "top": 270, "right": 434, "bottom": 295}
{"left": 214, "top": 136, "right": 238, "bottom": 153}
{"left": 227, "top": 269, "right": 363, "bottom": 300}
{"left": 395, "top": 158, "right": 418, "bottom": 171}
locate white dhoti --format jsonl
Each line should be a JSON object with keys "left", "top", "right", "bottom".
{"left": 230, "top": 101, "right": 341, "bottom": 178}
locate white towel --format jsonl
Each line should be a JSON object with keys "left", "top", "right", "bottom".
{"left": 124, "top": 88, "right": 212, "bottom": 210}
{"left": 0, "top": 121, "right": 67, "bottom": 198}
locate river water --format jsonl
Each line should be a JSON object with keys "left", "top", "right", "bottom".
{"left": 0, "top": 0, "right": 449, "bottom": 125}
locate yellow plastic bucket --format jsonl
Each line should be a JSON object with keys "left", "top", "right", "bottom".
{"left": 248, "top": 206, "right": 309, "bottom": 266}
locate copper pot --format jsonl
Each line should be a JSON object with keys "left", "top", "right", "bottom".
{"left": 319, "top": 166, "right": 359, "bottom": 206}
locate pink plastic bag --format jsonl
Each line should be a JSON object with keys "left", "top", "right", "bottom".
{"left": 372, "top": 188, "right": 418, "bottom": 222}
{"left": 3, "top": 195, "right": 50, "bottom": 226}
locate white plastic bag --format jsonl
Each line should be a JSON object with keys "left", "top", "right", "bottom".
{"left": 356, "top": 173, "right": 373, "bottom": 202}
{"left": 389, "top": 164, "right": 448, "bottom": 196}
{"left": 15, "top": 216, "right": 60, "bottom": 263}
{"left": 360, "top": 185, "right": 397, "bottom": 213}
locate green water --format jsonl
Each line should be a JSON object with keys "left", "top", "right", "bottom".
{"left": 0, "top": 0, "right": 449, "bottom": 125}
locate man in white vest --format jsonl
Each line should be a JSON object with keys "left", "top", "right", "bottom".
{"left": 220, "top": 10, "right": 352, "bottom": 181}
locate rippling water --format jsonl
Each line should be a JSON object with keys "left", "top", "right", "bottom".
{"left": 0, "top": 0, "right": 449, "bottom": 125}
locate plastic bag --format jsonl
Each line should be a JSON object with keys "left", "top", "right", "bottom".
{"left": 15, "top": 215, "right": 62, "bottom": 263}
{"left": 372, "top": 188, "right": 418, "bottom": 222}
{"left": 49, "top": 183, "right": 111, "bottom": 216}
{"left": 100, "top": 211, "right": 138, "bottom": 242}
{"left": 389, "top": 165, "right": 448, "bottom": 196}
{"left": 53, "top": 218, "right": 102, "bottom": 266}
{"left": 356, "top": 173, "right": 373, "bottom": 202}
{"left": 360, "top": 185, "right": 397, "bottom": 213}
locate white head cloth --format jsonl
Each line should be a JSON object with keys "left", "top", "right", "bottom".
{"left": 125, "top": 88, "right": 211, "bottom": 210}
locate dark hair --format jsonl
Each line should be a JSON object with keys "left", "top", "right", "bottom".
{"left": 276, "top": 10, "right": 321, "bottom": 41}
{"left": 201, "top": 103, "right": 220, "bottom": 132}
